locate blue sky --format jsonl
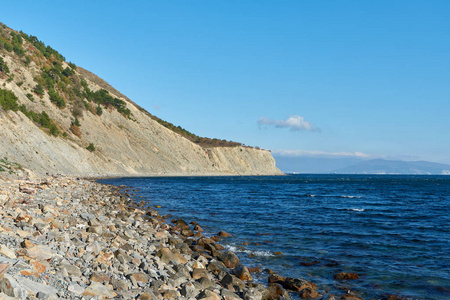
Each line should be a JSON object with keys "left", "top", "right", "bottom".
{"left": 2, "top": 1, "right": 449, "bottom": 164}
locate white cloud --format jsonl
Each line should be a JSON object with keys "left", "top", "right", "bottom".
{"left": 272, "top": 149, "right": 371, "bottom": 158}
{"left": 258, "top": 115, "right": 319, "bottom": 132}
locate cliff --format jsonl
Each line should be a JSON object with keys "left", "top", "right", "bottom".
{"left": 0, "top": 23, "right": 282, "bottom": 177}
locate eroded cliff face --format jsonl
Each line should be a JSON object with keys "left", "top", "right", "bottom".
{"left": 0, "top": 26, "right": 282, "bottom": 177}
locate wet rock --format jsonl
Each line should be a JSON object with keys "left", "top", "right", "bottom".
{"left": 268, "top": 274, "right": 317, "bottom": 292}
{"left": 234, "top": 265, "right": 253, "bottom": 281}
{"left": 339, "top": 295, "right": 363, "bottom": 300}
{"left": 173, "top": 219, "right": 190, "bottom": 230}
{"left": 248, "top": 267, "right": 263, "bottom": 273}
{"left": 334, "top": 272, "right": 360, "bottom": 280}
{"left": 218, "top": 231, "right": 232, "bottom": 237}
{"left": 299, "top": 287, "right": 321, "bottom": 299}
{"left": 194, "top": 225, "right": 204, "bottom": 232}
{"left": 263, "top": 283, "right": 291, "bottom": 300}
{"left": 218, "top": 251, "right": 240, "bottom": 268}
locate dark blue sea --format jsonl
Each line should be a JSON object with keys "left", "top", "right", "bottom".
{"left": 99, "top": 175, "right": 450, "bottom": 300}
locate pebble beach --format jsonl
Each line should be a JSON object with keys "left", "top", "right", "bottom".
{"left": 0, "top": 175, "right": 324, "bottom": 300}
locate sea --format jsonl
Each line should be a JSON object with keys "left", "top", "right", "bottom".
{"left": 99, "top": 175, "right": 450, "bottom": 300}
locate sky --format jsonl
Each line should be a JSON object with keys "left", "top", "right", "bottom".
{"left": 1, "top": 1, "right": 449, "bottom": 164}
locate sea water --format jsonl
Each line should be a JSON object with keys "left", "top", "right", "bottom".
{"left": 99, "top": 175, "right": 450, "bottom": 299}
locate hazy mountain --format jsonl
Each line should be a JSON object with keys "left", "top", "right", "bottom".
{"left": 273, "top": 155, "right": 365, "bottom": 173}
{"left": 333, "top": 159, "right": 450, "bottom": 175}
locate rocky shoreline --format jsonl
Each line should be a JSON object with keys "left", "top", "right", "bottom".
{"left": 0, "top": 175, "right": 403, "bottom": 300}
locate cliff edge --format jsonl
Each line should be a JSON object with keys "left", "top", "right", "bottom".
{"left": 0, "top": 23, "right": 282, "bottom": 177}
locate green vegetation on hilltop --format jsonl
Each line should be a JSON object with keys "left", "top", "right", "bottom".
{"left": 0, "top": 22, "right": 249, "bottom": 149}
{"left": 145, "top": 112, "right": 243, "bottom": 148}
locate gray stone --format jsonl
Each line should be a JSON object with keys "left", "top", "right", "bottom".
{"left": 58, "top": 262, "right": 82, "bottom": 277}
{"left": 221, "top": 288, "right": 243, "bottom": 300}
{"left": 67, "top": 283, "right": 85, "bottom": 295}
{"left": 180, "top": 282, "right": 199, "bottom": 298}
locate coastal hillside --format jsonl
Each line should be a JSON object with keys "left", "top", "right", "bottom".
{"left": 0, "top": 23, "right": 282, "bottom": 177}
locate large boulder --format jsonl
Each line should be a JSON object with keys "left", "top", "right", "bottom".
{"left": 218, "top": 251, "right": 240, "bottom": 268}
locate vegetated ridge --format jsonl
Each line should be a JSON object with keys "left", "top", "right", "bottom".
{"left": 0, "top": 22, "right": 282, "bottom": 177}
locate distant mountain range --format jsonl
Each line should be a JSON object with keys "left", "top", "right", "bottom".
{"left": 334, "top": 159, "right": 450, "bottom": 175}
{"left": 273, "top": 155, "right": 450, "bottom": 175}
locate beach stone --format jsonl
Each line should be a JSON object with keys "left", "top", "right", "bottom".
{"left": 192, "top": 268, "right": 208, "bottom": 279}
{"left": 234, "top": 265, "right": 253, "bottom": 281}
{"left": 300, "top": 287, "right": 321, "bottom": 299}
{"left": 207, "top": 259, "right": 228, "bottom": 279}
{"left": 0, "top": 292, "right": 17, "bottom": 300}
{"left": 218, "top": 231, "right": 232, "bottom": 237}
{"left": 180, "top": 282, "right": 199, "bottom": 298}
{"left": 218, "top": 251, "right": 240, "bottom": 268}
{"left": 0, "top": 264, "right": 10, "bottom": 280}
{"left": 339, "top": 295, "right": 363, "bottom": 300}
{"left": 243, "top": 285, "right": 265, "bottom": 300}
{"left": 20, "top": 239, "right": 35, "bottom": 249}
{"left": 82, "top": 281, "right": 116, "bottom": 298}
{"left": 198, "top": 276, "right": 215, "bottom": 289}
{"left": 197, "top": 237, "right": 216, "bottom": 248}
{"left": 57, "top": 262, "right": 81, "bottom": 277}
{"left": 90, "top": 272, "right": 111, "bottom": 283}
{"left": 197, "top": 289, "right": 220, "bottom": 300}
{"left": 87, "top": 225, "right": 103, "bottom": 234}
{"left": 137, "top": 292, "right": 159, "bottom": 300}
{"left": 26, "top": 245, "right": 53, "bottom": 261}
{"left": 30, "top": 260, "right": 46, "bottom": 274}
{"left": 173, "top": 219, "right": 190, "bottom": 230}
{"left": 0, "top": 275, "right": 26, "bottom": 299}
{"left": 85, "top": 241, "right": 102, "bottom": 255}
{"left": 0, "top": 246, "right": 16, "bottom": 259}
{"left": 130, "top": 272, "right": 149, "bottom": 283}
{"left": 268, "top": 274, "right": 317, "bottom": 292}
{"left": 193, "top": 225, "right": 204, "bottom": 232}
{"left": 0, "top": 274, "right": 58, "bottom": 299}
{"left": 334, "top": 272, "right": 360, "bottom": 280}
{"left": 156, "top": 247, "right": 187, "bottom": 264}
{"left": 111, "top": 278, "right": 128, "bottom": 291}
{"left": 222, "top": 288, "right": 243, "bottom": 300}
{"left": 68, "top": 283, "right": 85, "bottom": 295}
{"left": 221, "top": 274, "right": 246, "bottom": 292}
{"left": 263, "top": 283, "right": 291, "bottom": 300}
